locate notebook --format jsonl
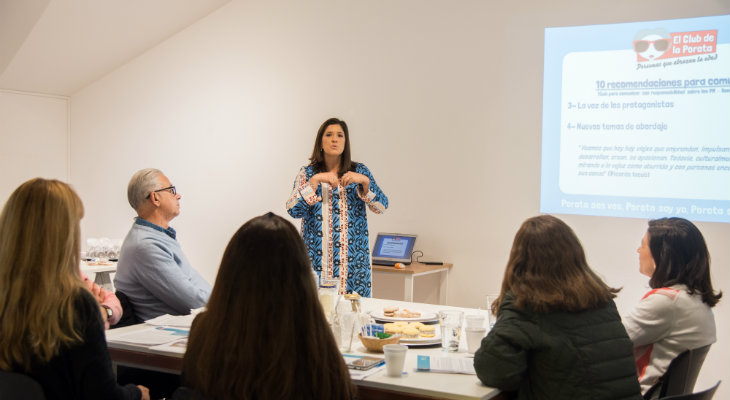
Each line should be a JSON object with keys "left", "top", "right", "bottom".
{"left": 371, "top": 233, "right": 417, "bottom": 266}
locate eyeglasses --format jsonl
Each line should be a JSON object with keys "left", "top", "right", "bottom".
{"left": 146, "top": 185, "right": 176, "bottom": 198}
{"left": 633, "top": 39, "right": 670, "bottom": 53}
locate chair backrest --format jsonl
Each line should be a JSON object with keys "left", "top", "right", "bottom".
{"left": 646, "top": 344, "right": 712, "bottom": 399}
{"left": 0, "top": 371, "right": 46, "bottom": 400}
{"left": 113, "top": 290, "right": 143, "bottom": 328}
{"left": 658, "top": 380, "right": 721, "bottom": 400}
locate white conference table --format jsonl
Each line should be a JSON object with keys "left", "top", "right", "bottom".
{"left": 106, "top": 297, "right": 501, "bottom": 400}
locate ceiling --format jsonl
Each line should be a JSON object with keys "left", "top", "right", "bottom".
{"left": 0, "top": 0, "right": 230, "bottom": 96}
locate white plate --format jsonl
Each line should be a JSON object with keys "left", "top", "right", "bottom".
{"left": 400, "top": 325, "right": 441, "bottom": 346}
{"left": 369, "top": 310, "right": 438, "bottom": 323}
{"left": 359, "top": 327, "right": 441, "bottom": 347}
{"left": 401, "top": 337, "right": 441, "bottom": 346}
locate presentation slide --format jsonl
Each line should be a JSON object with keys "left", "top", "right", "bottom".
{"left": 541, "top": 15, "right": 730, "bottom": 223}
{"left": 378, "top": 237, "right": 411, "bottom": 258}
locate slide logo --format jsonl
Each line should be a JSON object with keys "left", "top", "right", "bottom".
{"left": 633, "top": 28, "right": 717, "bottom": 61}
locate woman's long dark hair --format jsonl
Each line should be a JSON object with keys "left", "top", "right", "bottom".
{"left": 181, "top": 212, "right": 354, "bottom": 400}
{"left": 308, "top": 117, "right": 356, "bottom": 177}
{"left": 493, "top": 215, "right": 619, "bottom": 314}
{"left": 647, "top": 217, "right": 721, "bottom": 307}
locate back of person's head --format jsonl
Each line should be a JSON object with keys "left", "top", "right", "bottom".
{"left": 127, "top": 168, "right": 163, "bottom": 211}
{"left": 182, "top": 212, "right": 353, "bottom": 400}
{"left": 647, "top": 217, "right": 722, "bottom": 306}
{"left": 0, "top": 178, "right": 85, "bottom": 371}
{"left": 496, "top": 214, "right": 619, "bottom": 314}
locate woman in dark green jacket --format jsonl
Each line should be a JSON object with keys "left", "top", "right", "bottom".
{"left": 474, "top": 215, "right": 642, "bottom": 400}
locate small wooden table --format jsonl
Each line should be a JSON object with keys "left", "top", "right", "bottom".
{"left": 372, "top": 262, "right": 453, "bottom": 304}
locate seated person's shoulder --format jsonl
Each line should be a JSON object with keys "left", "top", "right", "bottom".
{"left": 72, "top": 288, "right": 105, "bottom": 326}
{"left": 642, "top": 287, "right": 681, "bottom": 303}
{"left": 126, "top": 234, "right": 174, "bottom": 257}
{"left": 494, "top": 294, "right": 537, "bottom": 328}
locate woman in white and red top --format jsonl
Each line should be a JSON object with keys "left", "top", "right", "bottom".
{"left": 623, "top": 217, "right": 722, "bottom": 396}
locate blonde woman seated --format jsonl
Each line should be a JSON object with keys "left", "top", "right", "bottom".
{"left": 474, "top": 215, "right": 642, "bottom": 400}
{"left": 623, "top": 217, "right": 721, "bottom": 396}
{"left": 174, "top": 212, "right": 354, "bottom": 400}
{"left": 0, "top": 178, "right": 149, "bottom": 400}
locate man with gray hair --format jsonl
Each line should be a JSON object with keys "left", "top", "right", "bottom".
{"left": 114, "top": 168, "right": 211, "bottom": 321}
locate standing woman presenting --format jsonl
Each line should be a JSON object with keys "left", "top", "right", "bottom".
{"left": 287, "top": 117, "right": 388, "bottom": 297}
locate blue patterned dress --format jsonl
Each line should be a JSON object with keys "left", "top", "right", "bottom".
{"left": 286, "top": 163, "right": 388, "bottom": 297}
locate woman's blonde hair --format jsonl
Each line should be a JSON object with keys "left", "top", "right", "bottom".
{"left": 0, "top": 178, "right": 85, "bottom": 371}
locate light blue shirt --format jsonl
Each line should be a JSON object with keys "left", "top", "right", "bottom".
{"left": 114, "top": 218, "right": 211, "bottom": 321}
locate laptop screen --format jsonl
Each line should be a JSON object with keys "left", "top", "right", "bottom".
{"left": 372, "top": 233, "right": 417, "bottom": 265}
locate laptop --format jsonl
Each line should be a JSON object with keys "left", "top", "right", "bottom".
{"left": 371, "top": 233, "right": 417, "bottom": 266}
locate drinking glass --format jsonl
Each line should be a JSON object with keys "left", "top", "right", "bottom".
{"left": 485, "top": 295, "right": 499, "bottom": 329}
{"left": 336, "top": 309, "right": 358, "bottom": 352}
{"left": 99, "top": 237, "right": 112, "bottom": 261}
{"left": 86, "top": 238, "right": 100, "bottom": 259}
{"left": 318, "top": 281, "right": 338, "bottom": 324}
{"left": 439, "top": 310, "right": 464, "bottom": 352}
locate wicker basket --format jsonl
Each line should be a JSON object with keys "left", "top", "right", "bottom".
{"left": 358, "top": 333, "right": 401, "bottom": 352}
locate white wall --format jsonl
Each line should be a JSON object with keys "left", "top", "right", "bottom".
{"left": 69, "top": 0, "right": 729, "bottom": 395}
{"left": 0, "top": 90, "right": 69, "bottom": 200}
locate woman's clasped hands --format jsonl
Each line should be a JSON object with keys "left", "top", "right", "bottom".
{"left": 310, "top": 171, "right": 369, "bottom": 194}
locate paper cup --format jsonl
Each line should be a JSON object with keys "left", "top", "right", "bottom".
{"left": 383, "top": 344, "right": 408, "bottom": 377}
{"left": 466, "top": 327, "right": 487, "bottom": 353}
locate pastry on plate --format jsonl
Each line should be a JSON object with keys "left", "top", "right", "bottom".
{"left": 383, "top": 306, "right": 398, "bottom": 317}
{"left": 384, "top": 323, "right": 403, "bottom": 334}
{"left": 402, "top": 327, "right": 420, "bottom": 339}
{"left": 395, "top": 309, "right": 421, "bottom": 318}
{"left": 419, "top": 325, "right": 436, "bottom": 338}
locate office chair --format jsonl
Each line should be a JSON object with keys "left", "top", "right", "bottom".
{"left": 644, "top": 344, "right": 712, "bottom": 399}
{"left": 658, "top": 380, "right": 721, "bottom": 400}
{"left": 0, "top": 370, "right": 46, "bottom": 400}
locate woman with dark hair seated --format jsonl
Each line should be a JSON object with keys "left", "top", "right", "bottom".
{"left": 474, "top": 215, "right": 642, "bottom": 400}
{"left": 173, "top": 212, "right": 355, "bottom": 400}
{"left": 623, "top": 217, "right": 721, "bottom": 395}
{"left": 0, "top": 178, "right": 149, "bottom": 400}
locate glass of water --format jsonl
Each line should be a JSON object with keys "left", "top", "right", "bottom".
{"left": 336, "top": 309, "right": 358, "bottom": 353}
{"left": 439, "top": 310, "right": 464, "bottom": 352}
{"left": 486, "top": 294, "right": 499, "bottom": 329}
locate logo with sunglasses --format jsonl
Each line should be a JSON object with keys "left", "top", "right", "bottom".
{"left": 633, "top": 29, "right": 672, "bottom": 62}
{"left": 633, "top": 28, "right": 718, "bottom": 62}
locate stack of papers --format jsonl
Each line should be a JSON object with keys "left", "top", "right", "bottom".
{"left": 416, "top": 355, "right": 476, "bottom": 375}
{"left": 150, "top": 338, "right": 188, "bottom": 354}
{"left": 145, "top": 314, "right": 196, "bottom": 328}
{"left": 144, "top": 307, "right": 205, "bottom": 328}
{"left": 111, "top": 326, "right": 189, "bottom": 346}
